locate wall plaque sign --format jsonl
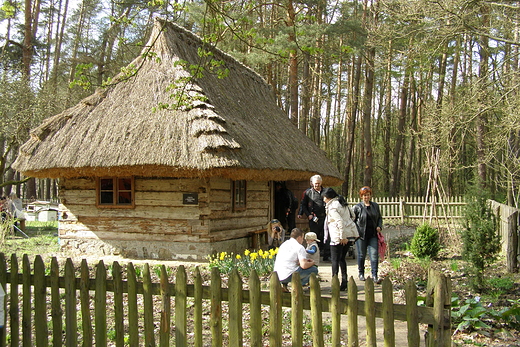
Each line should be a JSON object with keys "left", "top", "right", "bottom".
{"left": 183, "top": 193, "right": 198, "bottom": 205}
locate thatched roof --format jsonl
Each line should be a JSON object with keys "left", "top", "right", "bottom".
{"left": 14, "top": 18, "right": 342, "bottom": 185}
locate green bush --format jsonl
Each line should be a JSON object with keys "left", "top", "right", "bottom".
{"left": 461, "top": 187, "right": 500, "bottom": 289}
{"left": 409, "top": 223, "right": 441, "bottom": 259}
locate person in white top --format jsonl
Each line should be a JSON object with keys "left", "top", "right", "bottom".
{"left": 273, "top": 228, "right": 318, "bottom": 292}
{"left": 323, "top": 188, "right": 359, "bottom": 291}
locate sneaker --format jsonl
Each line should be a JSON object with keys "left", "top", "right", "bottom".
{"left": 281, "top": 284, "right": 290, "bottom": 293}
{"left": 359, "top": 274, "right": 365, "bottom": 281}
{"left": 340, "top": 281, "right": 347, "bottom": 291}
{"left": 373, "top": 276, "right": 379, "bottom": 284}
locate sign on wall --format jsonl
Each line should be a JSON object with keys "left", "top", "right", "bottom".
{"left": 183, "top": 193, "right": 198, "bottom": 205}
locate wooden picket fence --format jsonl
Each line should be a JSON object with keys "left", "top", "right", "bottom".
{"left": 0, "top": 254, "right": 452, "bottom": 347}
{"left": 489, "top": 200, "right": 520, "bottom": 273}
{"left": 347, "top": 196, "right": 466, "bottom": 223}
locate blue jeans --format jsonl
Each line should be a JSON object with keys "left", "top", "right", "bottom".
{"left": 281, "top": 266, "right": 319, "bottom": 286}
{"left": 356, "top": 236, "right": 379, "bottom": 278}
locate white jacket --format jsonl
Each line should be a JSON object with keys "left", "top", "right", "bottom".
{"left": 325, "top": 198, "right": 359, "bottom": 245}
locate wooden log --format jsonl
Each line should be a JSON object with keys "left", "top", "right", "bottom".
{"left": 80, "top": 259, "right": 93, "bottom": 347}
{"left": 61, "top": 177, "right": 96, "bottom": 190}
{"left": 175, "top": 265, "right": 187, "bottom": 346}
{"left": 34, "top": 255, "right": 48, "bottom": 347}
{"left": 248, "top": 269, "right": 262, "bottom": 347}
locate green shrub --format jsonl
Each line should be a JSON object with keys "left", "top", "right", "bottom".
{"left": 409, "top": 223, "right": 441, "bottom": 259}
{"left": 461, "top": 187, "right": 500, "bottom": 289}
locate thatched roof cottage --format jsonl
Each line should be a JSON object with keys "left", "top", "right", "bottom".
{"left": 13, "top": 18, "right": 342, "bottom": 260}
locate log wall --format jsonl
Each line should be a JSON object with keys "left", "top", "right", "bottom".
{"left": 58, "top": 177, "right": 270, "bottom": 260}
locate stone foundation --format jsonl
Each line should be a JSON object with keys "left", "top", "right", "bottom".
{"left": 59, "top": 237, "right": 252, "bottom": 261}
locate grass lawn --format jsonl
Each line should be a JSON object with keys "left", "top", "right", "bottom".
{"left": 1, "top": 221, "right": 60, "bottom": 258}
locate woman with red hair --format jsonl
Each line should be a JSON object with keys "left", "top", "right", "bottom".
{"left": 353, "top": 186, "right": 383, "bottom": 283}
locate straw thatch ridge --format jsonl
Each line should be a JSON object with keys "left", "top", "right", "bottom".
{"left": 14, "top": 18, "right": 342, "bottom": 185}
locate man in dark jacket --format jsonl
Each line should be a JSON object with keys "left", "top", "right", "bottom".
{"left": 298, "top": 175, "right": 330, "bottom": 261}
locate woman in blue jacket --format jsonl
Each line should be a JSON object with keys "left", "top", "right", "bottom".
{"left": 353, "top": 186, "right": 383, "bottom": 283}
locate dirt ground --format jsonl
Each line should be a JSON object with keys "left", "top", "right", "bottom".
{"left": 87, "top": 226, "right": 416, "bottom": 346}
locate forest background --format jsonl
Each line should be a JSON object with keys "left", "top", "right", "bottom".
{"left": 1, "top": 0, "right": 520, "bottom": 205}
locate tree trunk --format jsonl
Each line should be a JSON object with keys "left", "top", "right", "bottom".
{"left": 286, "top": 0, "right": 298, "bottom": 127}
{"left": 476, "top": 4, "right": 490, "bottom": 187}
{"left": 23, "top": 0, "right": 33, "bottom": 78}
{"left": 51, "top": 0, "right": 69, "bottom": 86}
{"left": 68, "top": 0, "right": 87, "bottom": 84}
{"left": 390, "top": 69, "right": 409, "bottom": 196}
{"left": 300, "top": 52, "right": 311, "bottom": 135}
{"left": 405, "top": 79, "right": 418, "bottom": 197}
{"left": 447, "top": 37, "right": 460, "bottom": 196}
{"left": 342, "top": 54, "right": 362, "bottom": 196}
{"left": 383, "top": 43, "right": 393, "bottom": 193}
{"left": 363, "top": 46, "right": 375, "bottom": 187}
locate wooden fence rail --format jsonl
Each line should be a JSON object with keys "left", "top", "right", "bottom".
{"left": 347, "top": 196, "right": 467, "bottom": 223}
{"left": 0, "top": 254, "right": 451, "bottom": 347}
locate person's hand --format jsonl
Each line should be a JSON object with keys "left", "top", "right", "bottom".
{"left": 376, "top": 227, "right": 381, "bottom": 232}
{"left": 340, "top": 238, "right": 348, "bottom": 245}
{"left": 297, "top": 215, "right": 302, "bottom": 219}
{"left": 308, "top": 215, "right": 313, "bottom": 220}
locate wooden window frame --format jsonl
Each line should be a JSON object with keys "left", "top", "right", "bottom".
{"left": 232, "top": 180, "right": 247, "bottom": 211}
{"left": 96, "top": 177, "right": 135, "bottom": 209}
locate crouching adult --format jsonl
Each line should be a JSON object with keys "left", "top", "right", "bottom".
{"left": 273, "top": 228, "right": 318, "bottom": 292}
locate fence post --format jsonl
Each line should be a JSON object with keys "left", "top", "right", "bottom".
{"left": 425, "top": 269, "right": 452, "bottom": 347}
{"left": 0, "top": 253, "right": 5, "bottom": 347}
{"left": 507, "top": 211, "right": 518, "bottom": 273}
{"left": 400, "top": 199, "right": 405, "bottom": 224}
{"left": 0, "top": 284, "right": 4, "bottom": 347}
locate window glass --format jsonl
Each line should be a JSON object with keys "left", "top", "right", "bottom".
{"left": 100, "top": 178, "right": 113, "bottom": 190}
{"left": 233, "top": 180, "right": 246, "bottom": 210}
{"left": 98, "top": 177, "right": 134, "bottom": 208}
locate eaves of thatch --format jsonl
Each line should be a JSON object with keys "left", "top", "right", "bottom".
{"left": 13, "top": 18, "right": 343, "bottom": 186}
